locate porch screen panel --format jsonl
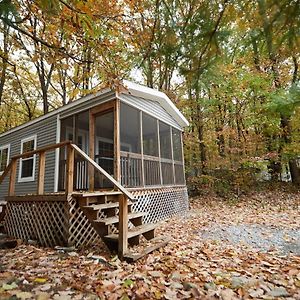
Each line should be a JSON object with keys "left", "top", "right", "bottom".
{"left": 120, "top": 103, "right": 142, "bottom": 187}
{"left": 59, "top": 116, "right": 74, "bottom": 191}
{"left": 120, "top": 103, "right": 141, "bottom": 153}
{"left": 172, "top": 128, "right": 185, "bottom": 184}
{"left": 159, "top": 122, "right": 172, "bottom": 159}
{"left": 172, "top": 128, "right": 183, "bottom": 162}
{"left": 143, "top": 113, "right": 160, "bottom": 185}
{"left": 159, "top": 121, "right": 173, "bottom": 185}
{"left": 142, "top": 114, "right": 158, "bottom": 157}
{"left": 94, "top": 111, "right": 114, "bottom": 189}
{"left": 74, "top": 111, "right": 89, "bottom": 190}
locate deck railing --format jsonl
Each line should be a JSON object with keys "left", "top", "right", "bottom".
{"left": 0, "top": 141, "right": 72, "bottom": 196}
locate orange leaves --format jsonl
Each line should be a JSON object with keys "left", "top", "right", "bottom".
{"left": 1, "top": 190, "right": 300, "bottom": 299}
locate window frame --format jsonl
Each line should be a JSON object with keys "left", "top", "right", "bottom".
{"left": 18, "top": 134, "right": 37, "bottom": 183}
{"left": 0, "top": 144, "right": 10, "bottom": 175}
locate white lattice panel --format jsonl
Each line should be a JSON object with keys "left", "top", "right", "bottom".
{"left": 130, "top": 186, "right": 189, "bottom": 224}
{"left": 5, "top": 201, "right": 69, "bottom": 247}
{"left": 67, "top": 196, "right": 102, "bottom": 247}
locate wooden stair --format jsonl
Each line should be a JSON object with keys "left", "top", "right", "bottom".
{"left": 73, "top": 191, "right": 169, "bottom": 261}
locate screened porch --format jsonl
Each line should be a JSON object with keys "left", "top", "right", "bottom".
{"left": 58, "top": 100, "right": 185, "bottom": 191}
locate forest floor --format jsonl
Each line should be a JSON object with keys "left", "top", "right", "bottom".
{"left": 0, "top": 187, "right": 300, "bottom": 300}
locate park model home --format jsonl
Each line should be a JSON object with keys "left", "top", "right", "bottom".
{"left": 0, "top": 80, "right": 189, "bottom": 260}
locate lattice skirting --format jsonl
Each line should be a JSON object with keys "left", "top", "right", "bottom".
{"left": 4, "top": 186, "right": 189, "bottom": 247}
{"left": 131, "top": 186, "right": 189, "bottom": 224}
{"left": 4, "top": 198, "right": 101, "bottom": 248}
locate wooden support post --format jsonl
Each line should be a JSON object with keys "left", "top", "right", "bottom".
{"left": 37, "top": 151, "right": 46, "bottom": 195}
{"left": 114, "top": 99, "right": 121, "bottom": 183}
{"left": 89, "top": 111, "right": 95, "bottom": 191}
{"left": 118, "top": 194, "right": 128, "bottom": 259}
{"left": 65, "top": 145, "right": 75, "bottom": 195}
{"left": 8, "top": 159, "right": 17, "bottom": 196}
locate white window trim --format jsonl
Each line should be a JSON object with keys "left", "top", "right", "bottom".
{"left": 0, "top": 143, "right": 10, "bottom": 175}
{"left": 18, "top": 135, "right": 37, "bottom": 183}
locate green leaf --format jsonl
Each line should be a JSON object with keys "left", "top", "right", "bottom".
{"left": 123, "top": 279, "right": 134, "bottom": 288}
{"left": 2, "top": 282, "right": 18, "bottom": 290}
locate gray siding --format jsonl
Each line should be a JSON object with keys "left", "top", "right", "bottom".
{"left": 118, "top": 94, "right": 182, "bottom": 130}
{"left": 0, "top": 115, "right": 57, "bottom": 201}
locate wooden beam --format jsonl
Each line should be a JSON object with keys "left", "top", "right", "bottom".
{"left": 0, "top": 161, "right": 12, "bottom": 185}
{"left": 88, "top": 111, "right": 95, "bottom": 191}
{"left": 11, "top": 141, "right": 71, "bottom": 160}
{"left": 114, "top": 99, "right": 121, "bottom": 182}
{"left": 90, "top": 100, "right": 115, "bottom": 115}
{"left": 65, "top": 145, "right": 75, "bottom": 195}
{"left": 140, "top": 111, "right": 145, "bottom": 187}
{"left": 37, "top": 151, "right": 46, "bottom": 195}
{"left": 71, "top": 144, "right": 134, "bottom": 200}
{"left": 157, "top": 120, "right": 163, "bottom": 185}
{"left": 118, "top": 194, "right": 128, "bottom": 259}
{"left": 8, "top": 159, "right": 17, "bottom": 196}
{"left": 170, "top": 127, "right": 176, "bottom": 185}
{"left": 6, "top": 194, "right": 67, "bottom": 202}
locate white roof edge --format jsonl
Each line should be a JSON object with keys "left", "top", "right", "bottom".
{"left": 0, "top": 88, "right": 112, "bottom": 138}
{"left": 122, "top": 80, "right": 189, "bottom": 128}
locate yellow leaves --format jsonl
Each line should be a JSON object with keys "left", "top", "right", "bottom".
{"left": 34, "top": 278, "right": 48, "bottom": 283}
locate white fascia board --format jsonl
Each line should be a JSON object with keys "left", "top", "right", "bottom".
{"left": 122, "top": 80, "right": 189, "bottom": 128}
{"left": 0, "top": 88, "right": 112, "bottom": 138}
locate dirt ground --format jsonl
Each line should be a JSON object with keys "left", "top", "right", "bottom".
{"left": 0, "top": 189, "right": 300, "bottom": 299}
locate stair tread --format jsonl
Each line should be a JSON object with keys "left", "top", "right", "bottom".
{"left": 95, "top": 212, "right": 145, "bottom": 225}
{"left": 73, "top": 191, "right": 123, "bottom": 197}
{"left": 104, "top": 223, "right": 157, "bottom": 240}
{"left": 84, "top": 201, "right": 133, "bottom": 210}
{"left": 124, "top": 236, "right": 171, "bottom": 262}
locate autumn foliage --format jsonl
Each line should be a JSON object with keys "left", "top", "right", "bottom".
{"left": 0, "top": 0, "right": 299, "bottom": 187}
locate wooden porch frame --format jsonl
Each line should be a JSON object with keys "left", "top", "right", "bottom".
{"left": 88, "top": 99, "right": 120, "bottom": 191}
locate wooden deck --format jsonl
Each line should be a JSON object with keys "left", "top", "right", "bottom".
{"left": 0, "top": 141, "right": 171, "bottom": 260}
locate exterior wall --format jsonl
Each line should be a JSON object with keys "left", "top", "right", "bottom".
{"left": 118, "top": 94, "right": 182, "bottom": 130}
{"left": 0, "top": 115, "right": 58, "bottom": 201}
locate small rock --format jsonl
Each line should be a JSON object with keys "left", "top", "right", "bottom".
{"left": 249, "top": 288, "right": 264, "bottom": 298}
{"left": 183, "top": 282, "right": 197, "bottom": 291}
{"left": 170, "top": 282, "right": 184, "bottom": 289}
{"left": 231, "top": 276, "right": 248, "bottom": 289}
{"left": 170, "top": 271, "right": 181, "bottom": 281}
{"left": 27, "top": 239, "right": 38, "bottom": 245}
{"left": 54, "top": 246, "right": 76, "bottom": 252}
{"left": 148, "top": 271, "right": 163, "bottom": 278}
{"left": 268, "top": 287, "right": 289, "bottom": 298}
{"left": 36, "top": 293, "right": 51, "bottom": 300}
{"left": 220, "top": 288, "right": 236, "bottom": 300}
{"left": 204, "top": 282, "right": 216, "bottom": 290}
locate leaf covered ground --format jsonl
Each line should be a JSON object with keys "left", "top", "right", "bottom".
{"left": 0, "top": 189, "right": 300, "bottom": 300}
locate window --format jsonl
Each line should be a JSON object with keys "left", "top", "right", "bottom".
{"left": 142, "top": 113, "right": 158, "bottom": 157}
{"left": 18, "top": 135, "right": 37, "bottom": 182}
{"left": 0, "top": 144, "right": 10, "bottom": 174}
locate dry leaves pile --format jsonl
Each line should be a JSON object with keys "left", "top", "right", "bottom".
{"left": 0, "top": 189, "right": 299, "bottom": 299}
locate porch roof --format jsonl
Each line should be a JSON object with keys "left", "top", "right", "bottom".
{"left": 121, "top": 80, "right": 189, "bottom": 128}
